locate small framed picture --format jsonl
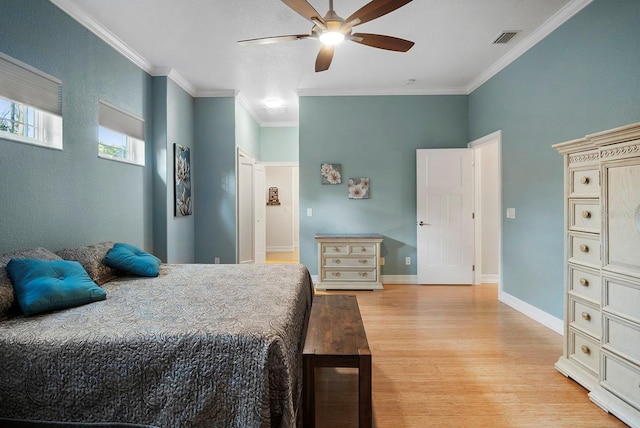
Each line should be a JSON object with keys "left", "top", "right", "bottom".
{"left": 321, "top": 163, "right": 342, "bottom": 184}
{"left": 348, "top": 178, "right": 369, "bottom": 199}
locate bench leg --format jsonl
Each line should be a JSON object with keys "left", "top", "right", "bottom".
{"left": 359, "top": 352, "right": 372, "bottom": 428}
{"left": 303, "top": 355, "right": 315, "bottom": 428}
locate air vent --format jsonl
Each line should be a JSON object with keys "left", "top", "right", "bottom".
{"left": 493, "top": 31, "right": 519, "bottom": 44}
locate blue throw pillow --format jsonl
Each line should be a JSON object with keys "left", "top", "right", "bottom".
{"left": 6, "top": 259, "right": 107, "bottom": 316}
{"left": 103, "top": 243, "right": 161, "bottom": 277}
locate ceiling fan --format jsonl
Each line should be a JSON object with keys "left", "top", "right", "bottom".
{"left": 238, "top": 0, "right": 415, "bottom": 72}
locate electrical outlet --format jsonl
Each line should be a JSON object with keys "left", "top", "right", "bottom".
{"left": 214, "top": 257, "right": 220, "bottom": 264}
{"left": 405, "top": 257, "right": 411, "bottom": 265}
{"left": 307, "top": 208, "right": 313, "bottom": 217}
{"left": 380, "top": 257, "right": 385, "bottom": 266}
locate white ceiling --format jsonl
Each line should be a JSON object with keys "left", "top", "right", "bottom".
{"left": 51, "top": 0, "right": 590, "bottom": 126}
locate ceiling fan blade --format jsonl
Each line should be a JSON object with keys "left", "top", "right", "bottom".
{"left": 350, "top": 33, "right": 414, "bottom": 52}
{"left": 281, "top": 0, "right": 325, "bottom": 24}
{"left": 238, "top": 34, "right": 311, "bottom": 45}
{"left": 315, "top": 45, "right": 334, "bottom": 72}
{"left": 346, "top": 0, "right": 412, "bottom": 26}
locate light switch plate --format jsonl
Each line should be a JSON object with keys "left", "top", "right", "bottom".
{"left": 307, "top": 208, "right": 313, "bottom": 217}
{"left": 506, "top": 208, "right": 516, "bottom": 219}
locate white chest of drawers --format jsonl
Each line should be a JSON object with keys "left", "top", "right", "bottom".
{"left": 315, "top": 234, "right": 384, "bottom": 290}
{"left": 554, "top": 123, "right": 640, "bottom": 428}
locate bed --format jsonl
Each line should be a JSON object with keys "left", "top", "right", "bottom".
{"left": 0, "top": 245, "right": 313, "bottom": 428}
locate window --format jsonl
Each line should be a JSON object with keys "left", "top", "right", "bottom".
{"left": 98, "top": 100, "right": 145, "bottom": 166}
{"left": 0, "top": 52, "right": 62, "bottom": 149}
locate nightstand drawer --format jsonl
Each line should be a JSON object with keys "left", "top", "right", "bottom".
{"left": 324, "top": 256, "right": 377, "bottom": 268}
{"left": 569, "top": 199, "right": 600, "bottom": 234}
{"left": 323, "top": 269, "right": 377, "bottom": 282}
{"left": 569, "top": 233, "right": 601, "bottom": 268}
{"left": 322, "top": 244, "right": 349, "bottom": 256}
{"left": 568, "top": 265, "right": 601, "bottom": 304}
{"left": 349, "top": 244, "right": 376, "bottom": 255}
{"left": 570, "top": 297, "right": 601, "bottom": 338}
{"left": 569, "top": 328, "right": 600, "bottom": 378}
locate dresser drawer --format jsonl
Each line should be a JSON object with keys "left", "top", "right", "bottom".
{"left": 568, "top": 264, "right": 601, "bottom": 304}
{"left": 601, "top": 352, "right": 640, "bottom": 410}
{"left": 569, "top": 328, "right": 600, "bottom": 377}
{"left": 603, "top": 275, "right": 640, "bottom": 324}
{"left": 570, "top": 297, "right": 601, "bottom": 339}
{"left": 603, "top": 314, "right": 640, "bottom": 366}
{"left": 570, "top": 168, "right": 599, "bottom": 198}
{"left": 348, "top": 244, "right": 376, "bottom": 255}
{"left": 323, "top": 269, "right": 377, "bottom": 282}
{"left": 324, "top": 256, "right": 377, "bottom": 268}
{"left": 569, "top": 199, "right": 600, "bottom": 234}
{"left": 569, "top": 233, "right": 600, "bottom": 268}
{"left": 322, "top": 244, "right": 349, "bottom": 256}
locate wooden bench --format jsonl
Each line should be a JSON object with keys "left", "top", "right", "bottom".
{"left": 302, "top": 295, "right": 372, "bottom": 427}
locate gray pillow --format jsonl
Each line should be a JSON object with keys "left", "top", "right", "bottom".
{"left": 57, "top": 242, "right": 119, "bottom": 286}
{"left": 0, "top": 247, "right": 62, "bottom": 318}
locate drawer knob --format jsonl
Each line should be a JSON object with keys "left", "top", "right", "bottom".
{"left": 581, "top": 345, "right": 590, "bottom": 355}
{"left": 580, "top": 176, "right": 589, "bottom": 184}
{"left": 333, "top": 259, "right": 341, "bottom": 264}
{"left": 579, "top": 244, "right": 589, "bottom": 253}
{"left": 358, "top": 259, "right": 368, "bottom": 264}
{"left": 334, "top": 247, "right": 340, "bottom": 252}
{"left": 361, "top": 247, "right": 367, "bottom": 252}
{"left": 331, "top": 272, "right": 341, "bottom": 278}
{"left": 579, "top": 278, "right": 589, "bottom": 287}
{"left": 581, "top": 210, "right": 591, "bottom": 219}
{"left": 359, "top": 272, "right": 368, "bottom": 277}
{"left": 581, "top": 312, "right": 591, "bottom": 321}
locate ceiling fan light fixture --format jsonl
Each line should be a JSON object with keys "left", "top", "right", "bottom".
{"left": 319, "top": 31, "right": 345, "bottom": 45}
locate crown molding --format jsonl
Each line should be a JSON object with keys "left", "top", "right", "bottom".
{"left": 261, "top": 121, "right": 299, "bottom": 128}
{"left": 296, "top": 86, "right": 468, "bottom": 97}
{"left": 194, "top": 89, "right": 237, "bottom": 98}
{"left": 49, "top": 0, "right": 153, "bottom": 73}
{"left": 151, "top": 67, "right": 196, "bottom": 96}
{"left": 235, "top": 92, "right": 263, "bottom": 126}
{"left": 466, "top": 0, "right": 593, "bottom": 93}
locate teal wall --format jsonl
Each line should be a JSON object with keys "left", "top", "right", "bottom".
{"left": 235, "top": 101, "right": 260, "bottom": 158}
{"left": 153, "top": 77, "right": 195, "bottom": 263}
{"left": 299, "top": 95, "right": 469, "bottom": 275}
{"left": 193, "top": 97, "right": 237, "bottom": 264}
{"left": 469, "top": 0, "right": 640, "bottom": 318}
{"left": 260, "top": 127, "right": 299, "bottom": 162}
{"left": 0, "top": 0, "right": 153, "bottom": 254}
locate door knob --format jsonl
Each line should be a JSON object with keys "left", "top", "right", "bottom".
{"left": 417, "top": 221, "right": 430, "bottom": 226}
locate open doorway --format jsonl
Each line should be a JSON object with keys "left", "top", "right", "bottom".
{"left": 264, "top": 164, "right": 299, "bottom": 263}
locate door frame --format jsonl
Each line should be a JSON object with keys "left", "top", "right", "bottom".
{"left": 262, "top": 162, "right": 299, "bottom": 255}
{"left": 468, "top": 131, "right": 502, "bottom": 292}
{"left": 237, "top": 148, "right": 255, "bottom": 264}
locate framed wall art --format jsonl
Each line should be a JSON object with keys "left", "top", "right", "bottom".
{"left": 174, "top": 143, "right": 192, "bottom": 216}
{"left": 348, "top": 178, "right": 369, "bottom": 199}
{"left": 321, "top": 163, "right": 342, "bottom": 184}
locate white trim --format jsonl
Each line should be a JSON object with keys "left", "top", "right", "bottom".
{"left": 195, "top": 89, "right": 237, "bottom": 98}
{"left": 481, "top": 274, "right": 500, "bottom": 284}
{"left": 236, "top": 92, "right": 263, "bottom": 126}
{"left": 261, "top": 161, "right": 299, "bottom": 167}
{"left": 296, "top": 86, "right": 468, "bottom": 97}
{"left": 151, "top": 67, "right": 196, "bottom": 96}
{"left": 466, "top": 0, "right": 593, "bottom": 93}
{"left": 266, "top": 246, "right": 295, "bottom": 253}
{"left": 261, "top": 121, "right": 299, "bottom": 128}
{"left": 499, "top": 291, "right": 564, "bottom": 335}
{"left": 49, "top": 0, "right": 153, "bottom": 73}
{"left": 381, "top": 275, "right": 417, "bottom": 285}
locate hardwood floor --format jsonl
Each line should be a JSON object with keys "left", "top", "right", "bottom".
{"left": 266, "top": 248, "right": 299, "bottom": 263}
{"left": 312, "top": 284, "right": 627, "bottom": 427}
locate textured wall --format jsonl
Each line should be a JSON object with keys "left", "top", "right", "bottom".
{"left": 0, "top": 0, "right": 153, "bottom": 254}
{"left": 299, "top": 95, "right": 469, "bottom": 276}
{"left": 469, "top": 0, "right": 640, "bottom": 318}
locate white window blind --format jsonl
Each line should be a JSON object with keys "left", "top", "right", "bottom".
{"left": 98, "top": 100, "right": 144, "bottom": 141}
{"left": 0, "top": 52, "right": 61, "bottom": 116}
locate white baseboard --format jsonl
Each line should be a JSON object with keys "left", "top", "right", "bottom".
{"left": 266, "top": 246, "right": 295, "bottom": 253}
{"left": 382, "top": 275, "right": 417, "bottom": 284}
{"left": 500, "top": 291, "right": 564, "bottom": 335}
{"left": 481, "top": 274, "right": 500, "bottom": 284}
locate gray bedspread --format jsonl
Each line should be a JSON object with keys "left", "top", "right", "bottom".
{"left": 0, "top": 263, "right": 313, "bottom": 428}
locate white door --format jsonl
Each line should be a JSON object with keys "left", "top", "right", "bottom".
{"left": 238, "top": 154, "right": 254, "bottom": 264}
{"left": 254, "top": 164, "right": 266, "bottom": 263}
{"left": 416, "top": 149, "right": 474, "bottom": 284}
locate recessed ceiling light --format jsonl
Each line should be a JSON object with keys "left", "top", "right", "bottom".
{"left": 264, "top": 98, "right": 284, "bottom": 108}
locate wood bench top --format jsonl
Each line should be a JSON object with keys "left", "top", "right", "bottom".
{"left": 303, "top": 295, "right": 370, "bottom": 357}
